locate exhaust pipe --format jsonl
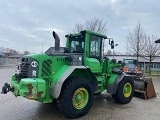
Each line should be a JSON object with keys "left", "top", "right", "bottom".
{"left": 52, "top": 31, "right": 60, "bottom": 52}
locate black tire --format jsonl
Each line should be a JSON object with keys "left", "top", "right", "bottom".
{"left": 112, "top": 77, "right": 134, "bottom": 104}
{"left": 112, "top": 93, "right": 119, "bottom": 103}
{"left": 56, "top": 77, "right": 94, "bottom": 119}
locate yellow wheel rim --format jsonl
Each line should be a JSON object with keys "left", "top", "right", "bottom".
{"left": 123, "top": 83, "right": 132, "bottom": 98}
{"left": 72, "top": 88, "right": 89, "bottom": 109}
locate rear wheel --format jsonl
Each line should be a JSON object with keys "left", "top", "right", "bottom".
{"left": 56, "top": 77, "right": 94, "bottom": 119}
{"left": 112, "top": 77, "right": 134, "bottom": 104}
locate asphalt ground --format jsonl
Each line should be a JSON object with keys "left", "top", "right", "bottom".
{"left": 0, "top": 67, "right": 160, "bottom": 120}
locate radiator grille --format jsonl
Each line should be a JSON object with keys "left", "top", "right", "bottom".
{"left": 20, "top": 62, "right": 29, "bottom": 78}
{"left": 41, "top": 59, "right": 52, "bottom": 77}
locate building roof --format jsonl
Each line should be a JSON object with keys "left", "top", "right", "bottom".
{"left": 106, "top": 55, "right": 160, "bottom": 62}
{"left": 8, "top": 54, "right": 24, "bottom": 58}
{"left": 0, "top": 52, "right": 5, "bottom": 55}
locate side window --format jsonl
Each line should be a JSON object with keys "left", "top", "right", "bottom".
{"left": 68, "top": 34, "right": 85, "bottom": 53}
{"left": 71, "top": 41, "right": 79, "bottom": 52}
{"left": 90, "top": 35, "right": 102, "bottom": 58}
{"left": 71, "top": 41, "right": 84, "bottom": 53}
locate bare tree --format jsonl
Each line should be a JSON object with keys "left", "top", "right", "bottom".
{"left": 142, "top": 35, "right": 160, "bottom": 74}
{"left": 73, "top": 23, "right": 84, "bottom": 33}
{"left": 0, "top": 47, "right": 6, "bottom": 53}
{"left": 23, "top": 51, "right": 30, "bottom": 55}
{"left": 0, "top": 47, "right": 20, "bottom": 54}
{"left": 85, "top": 18, "right": 107, "bottom": 34}
{"left": 127, "top": 23, "right": 145, "bottom": 62}
{"left": 8, "top": 49, "right": 19, "bottom": 54}
{"left": 73, "top": 18, "right": 107, "bottom": 34}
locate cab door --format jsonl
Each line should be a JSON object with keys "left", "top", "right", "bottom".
{"left": 84, "top": 34, "right": 103, "bottom": 73}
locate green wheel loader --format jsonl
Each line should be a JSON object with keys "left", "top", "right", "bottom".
{"left": 1, "top": 30, "right": 134, "bottom": 119}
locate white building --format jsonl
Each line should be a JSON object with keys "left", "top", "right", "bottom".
{"left": 106, "top": 55, "right": 160, "bottom": 71}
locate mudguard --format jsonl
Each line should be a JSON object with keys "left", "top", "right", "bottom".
{"left": 50, "top": 65, "right": 97, "bottom": 98}
{"left": 107, "top": 72, "right": 131, "bottom": 94}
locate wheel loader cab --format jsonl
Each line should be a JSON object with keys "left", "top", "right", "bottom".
{"left": 66, "top": 30, "right": 107, "bottom": 73}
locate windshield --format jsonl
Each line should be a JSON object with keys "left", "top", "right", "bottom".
{"left": 69, "top": 34, "right": 85, "bottom": 53}
{"left": 124, "top": 59, "right": 134, "bottom": 64}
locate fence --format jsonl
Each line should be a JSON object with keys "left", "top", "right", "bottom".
{"left": 0, "top": 58, "right": 21, "bottom": 66}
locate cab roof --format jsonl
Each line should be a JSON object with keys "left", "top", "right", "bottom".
{"left": 65, "top": 30, "right": 107, "bottom": 39}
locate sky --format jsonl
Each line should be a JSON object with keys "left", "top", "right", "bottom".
{"left": 0, "top": 0, "right": 160, "bottom": 54}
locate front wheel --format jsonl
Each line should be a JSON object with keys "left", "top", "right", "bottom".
{"left": 112, "top": 77, "right": 134, "bottom": 104}
{"left": 56, "top": 77, "right": 94, "bottom": 119}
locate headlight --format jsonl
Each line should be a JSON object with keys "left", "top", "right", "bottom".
{"left": 31, "top": 61, "right": 38, "bottom": 68}
{"left": 32, "top": 70, "right": 37, "bottom": 77}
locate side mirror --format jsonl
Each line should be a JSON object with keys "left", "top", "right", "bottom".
{"left": 109, "top": 38, "right": 114, "bottom": 49}
{"left": 111, "top": 40, "right": 114, "bottom": 49}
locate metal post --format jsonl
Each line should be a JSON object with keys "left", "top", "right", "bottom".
{"left": 113, "top": 48, "right": 114, "bottom": 59}
{"left": 113, "top": 44, "right": 118, "bottom": 59}
{"left": 42, "top": 43, "right": 43, "bottom": 53}
{"left": 144, "top": 61, "right": 145, "bottom": 74}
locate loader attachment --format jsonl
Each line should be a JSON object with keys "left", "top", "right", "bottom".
{"left": 134, "top": 77, "right": 156, "bottom": 99}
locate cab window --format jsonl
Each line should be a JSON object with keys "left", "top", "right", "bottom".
{"left": 69, "top": 35, "right": 85, "bottom": 53}
{"left": 89, "top": 35, "right": 102, "bottom": 58}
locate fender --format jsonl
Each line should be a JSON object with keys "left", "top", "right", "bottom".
{"left": 50, "top": 65, "right": 97, "bottom": 98}
{"left": 107, "top": 72, "right": 130, "bottom": 94}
